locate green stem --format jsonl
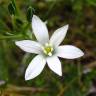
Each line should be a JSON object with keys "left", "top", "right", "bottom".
{"left": 57, "top": 77, "right": 78, "bottom": 96}
{"left": 77, "top": 61, "right": 82, "bottom": 85}
{"left": 77, "top": 61, "right": 83, "bottom": 96}
{"left": 44, "top": 0, "right": 57, "bottom": 19}
{"left": 22, "top": 22, "right": 30, "bottom": 33}
{"left": 0, "top": 34, "right": 23, "bottom": 40}
{"left": 11, "top": 15, "right": 15, "bottom": 30}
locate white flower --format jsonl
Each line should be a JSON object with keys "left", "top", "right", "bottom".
{"left": 15, "top": 15, "right": 84, "bottom": 80}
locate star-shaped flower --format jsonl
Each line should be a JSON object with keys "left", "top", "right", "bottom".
{"left": 15, "top": 15, "right": 84, "bottom": 80}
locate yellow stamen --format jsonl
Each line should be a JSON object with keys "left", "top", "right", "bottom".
{"left": 42, "top": 43, "right": 53, "bottom": 56}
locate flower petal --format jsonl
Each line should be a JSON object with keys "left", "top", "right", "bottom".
{"left": 15, "top": 40, "right": 42, "bottom": 54}
{"left": 32, "top": 15, "right": 49, "bottom": 44}
{"left": 47, "top": 56, "right": 62, "bottom": 76}
{"left": 56, "top": 45, "right": 84, "bottom": 59}
{"left": 25, "top": 55, "right": 46, "bottom": 80}
{"left": 50, "top": 25, "right": 69, "bottom": 47}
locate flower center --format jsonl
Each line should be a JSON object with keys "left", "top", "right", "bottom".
{"left": 42, "top": 43, "right": 53, "bottom": 56}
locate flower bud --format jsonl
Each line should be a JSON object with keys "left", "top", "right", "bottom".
{"left": 26, "top": 6, "right": 35, "bottom": 22}
{"left": 8, "top": 0, "right": 16, "bottom": 15}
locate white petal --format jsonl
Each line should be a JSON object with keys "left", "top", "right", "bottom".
{"left": 50, "top": 25, "right": 69, "bottom": 47}
{"left": 32, "top": 15, "right": 49, "bottom": 44}
{"left": 56, "top": 45, "right": 84, "bottom": 59}
{"left": 47, "top": 56, "right": 62, "bottom": 76}
{"left": 44, "top": 21, "right": 48, "bottom": 24}
{"left": 25, "top": 55, "right": 46, "bottom": 80}
{"left": 15, "top": 40, "right": 42, "bottom": 54}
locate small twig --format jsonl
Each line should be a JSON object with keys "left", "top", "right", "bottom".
{"left": 5, "top": 84, "right": 47, "bottom": 93}
{"left": 0, "top": 89, "right": 3, "bottom": 96}
{"left": 84, "top": 61, "right": 96, "bottom": 69}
